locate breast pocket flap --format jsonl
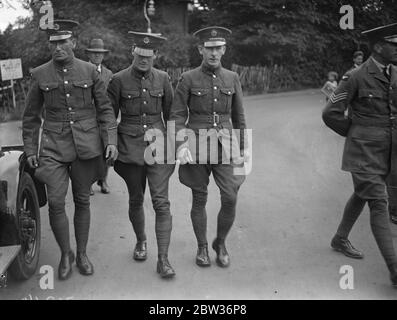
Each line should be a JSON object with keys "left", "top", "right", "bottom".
{"left": 39, "top": 82, "right": 59, "bottom": 92}
{"left": 191, "top": 88, "right": 209, "bottom": 96}
{"left": 73, "top": 79, "right": 94, "bottom": 89}
{"left": 220, "top": 88, "right": 235, "bottom": 96}
{"left": 121, "top": 90, "right": 140, "bottom": 99}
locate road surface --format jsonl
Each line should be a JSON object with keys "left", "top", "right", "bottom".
{"left": 1, "top": 90, "right": 396, "bottom": 300}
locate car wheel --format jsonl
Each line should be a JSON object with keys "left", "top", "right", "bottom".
{"left": 9, "top": 172, "right": 41, "bottom": 280}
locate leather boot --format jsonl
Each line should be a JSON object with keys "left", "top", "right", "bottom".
{"left": 133, "top": 241, "right": 147, "bottom": 261}
{"left": 212, "top": 238, "right": 230, "bottom": 268}
{"left": 76, "top": 252, "right": 94, "bottom": 276}
{"left": 331, "top": 235, "right": 364, "bottom": 259}
{"left": 58, "top": 251, "right": 75, "bottom": 280}
{"left": 157, "top": 254, "right": 176, "bottom": 278}
{"left": 98, "top": 180, "right": 110, "bottom": 194}
{"left": 196, "top": 244, "right": 211, "bottom": 267}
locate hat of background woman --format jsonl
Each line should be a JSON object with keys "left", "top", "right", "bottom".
{"left": 85, "top": 39, "right": 110, "bottom": 53}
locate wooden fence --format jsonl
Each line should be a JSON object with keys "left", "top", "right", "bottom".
{"left": 231, "top": 64, "right": 296, "bottom": 94}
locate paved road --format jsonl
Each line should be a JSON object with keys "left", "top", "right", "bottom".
{"left": 1, "top": 90, "right": 397, "bottom": 300}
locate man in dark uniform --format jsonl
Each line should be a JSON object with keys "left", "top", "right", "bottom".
{"left": 322, "top": 23, "right": 397, "bottom": 286}
{"left": 107, "top": 31, "right": 176, "bottom": 278}
{"left": 169, "top": 26, "right": 248, "bottom": 268}
{"left": 85, "top": 38, "right": 113, "bottom": 195}
{"left": 23, "top": 20, "right": 118, "bottom": 280}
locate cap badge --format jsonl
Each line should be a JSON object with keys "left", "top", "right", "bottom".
{"left": 53, "top": 23, "right": 60, "bottom": 30}
{"left": 211, "top": 30, "right": 217, "bottom": 37}
{"left": 143, "top": 37, "right": 150, "bottom": 44}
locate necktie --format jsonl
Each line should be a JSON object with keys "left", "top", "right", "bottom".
{"left": 383, "top": 65, "right": 391, "bottom": 81}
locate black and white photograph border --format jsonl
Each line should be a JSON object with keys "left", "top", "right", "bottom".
{"left": 0, "top": 0, "right": 396, "bottom": 302}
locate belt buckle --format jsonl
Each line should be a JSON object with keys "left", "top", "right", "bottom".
{"left": 213, "top": 113, "right": 220, "bottom": 127}
{"left": 67, "top": 111, "right": 75, "bottom": 122}
{"left": 141, "top": 113, "right": 147, "bottom": 129}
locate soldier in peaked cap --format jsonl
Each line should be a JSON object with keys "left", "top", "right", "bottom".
{"left": 107, "top": 31, "right": 175, "bottom": 278}
{"left": 169, "top": 26, "right": 249, "bottom": 269}
{"left": 85, "top": 38, "right": 113, "bottom": 195}
{"left": 22, "top": 19, "right": 118, "bottom": 280}
{"left": 322, "top": 22, "right": 397, "bottom": 287}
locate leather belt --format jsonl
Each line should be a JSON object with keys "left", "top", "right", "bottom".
{"left": 121, "top": 113, "right": 163, "bottom": 128}
{"left": 189, "top": 113, "right": 230, "bottom": 127}
{"left": 44, "top": 108, "right": 96, "bottom": 122}
{"left": 352, "top": 114, "right": 396, "bottom": 127}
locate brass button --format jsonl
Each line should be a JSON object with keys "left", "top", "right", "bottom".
{"left": 64, "top": 80, "right": 68, "bottom": 84}
{"left": 212, "top": 74, "right": 216, "bottom": 78}
{"left": 198, "top": 92, "right": 201, "bottom": 95}
{"left": 228, "top": 91, "right": 231, "bottom": 94}
{"left": 369, "top": 94, "right": 373, "bottom": 98}
{"left": 143, "top": 124, "right": 147, "bottom": 128}
{"left": 84, "top": 84, "right": 88, "bottom": 88}
{"left": 63, "top": 69, "right": 67, "bottom": 73}
{"left": 214, "top": 98, "right": 218, "bottom": 102}
{"left": 66, "top": 93, "right": 70, "bottom": 98}
{"left": 214, "top": 86, "right": 217, "bottom": 90}
{"left": 213, "top": 123, "right": 217, "bottom": 127}
{"left": 46, "top": 87, "right": 49, "bottom": 91}
{"left": 143, "top": 89, "right": 147, "bottom": 92}
{"left": 143, "top": 101, "right": 148, "bottom": 105}
{"left": 68, "top": 107, "right": 72, "bottom": 111}
{"left": 70, "top": 121, "right": 74, "bottom": 124}
{"left": 128, "top": 95, "right": 131, "bottom": 98}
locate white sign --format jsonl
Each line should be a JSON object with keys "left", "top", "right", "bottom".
{"left": 0, "top": 59, "right": 23, "bottom": 81}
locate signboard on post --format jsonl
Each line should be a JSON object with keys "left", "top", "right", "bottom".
{"left": 0, "top": 59, "right": 23, "bottom": 81}
{"left": 0, "top": 59, "right": 23, "bottom": 109}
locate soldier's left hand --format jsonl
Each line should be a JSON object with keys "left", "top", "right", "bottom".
{"left": 105, "top": 144, "right": 118, "bottom": 165}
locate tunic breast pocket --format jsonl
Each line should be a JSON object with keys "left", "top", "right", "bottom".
{"left": 219, "top": 87, "right": 235, "bottom": 113}
{"left": 149, "top": 89, "right": 164, "bottom": 113}
{"left": 121, "top": 90, "right": 140, "bottom": 114}
{"left": 358, "top": 89, "right": 386, "bottom": 113}
{"left": 39, "top": 82, "right": 59, "bottom": 107}
{"left": 189, "top": 88, "right": 209, "bottom": 112}
{"left": 73, "top": 79, "right": 94, "bottom": 106}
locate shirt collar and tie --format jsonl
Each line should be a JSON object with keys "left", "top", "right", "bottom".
{"left": 371, "top": 56, "right": 391, "bottom": 81}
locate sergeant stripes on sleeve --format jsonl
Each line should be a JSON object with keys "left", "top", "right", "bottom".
{"left": 329, "top": 92, "right": 348, "bottom": 103}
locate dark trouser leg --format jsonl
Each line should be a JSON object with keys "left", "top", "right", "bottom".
{"left": 114, "top": 161, "right": 147, "bottom": 242}
{"left": 70, "top": 157, "right": 101, "bottom": 253}
{"left": 146, "top": 164, "right": 175, "bottom": 256}
{"left": 35, "top": 157, "right": 71, "bottom": 254}
{"left": 336, "top": 193, "right": 366, "bottom": 238}
{"left": 212, "top": 164, "right": 245, "bottom": 243}
{"left": 191, "top": 190, "right": 209, "bottom": 246}
{"left": 368, "top": 198, "right": 397, "bottom": 271}
{"left": 387, "top": 184, "right": 397, "bottom": 219}
{"left": 179, "top": 164, "right": 211, "bottom": 246}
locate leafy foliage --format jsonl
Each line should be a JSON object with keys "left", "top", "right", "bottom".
{"left": 2, "top": 0, "right": 397, "bottom": 88}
